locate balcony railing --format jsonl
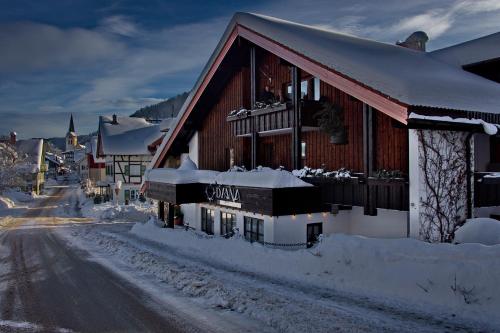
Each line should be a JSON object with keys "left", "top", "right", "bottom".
{"left": 227, "top": 101, "right": 321, "bottom": 136}
{"left": 303, "top": 175, "right": 409, "bottom": 212}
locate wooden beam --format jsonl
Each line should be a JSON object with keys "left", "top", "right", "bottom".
{"left": 363, "top": 104, "right": 377, "bottom": 216}
{"left": 250, "top": 45, "right": 256, "bottom": 108}
{"left": 250, "top": 45, "right": 258, "bottom": 169}
{"left": 291, "top": 65, "right": 302, "bottom": 170}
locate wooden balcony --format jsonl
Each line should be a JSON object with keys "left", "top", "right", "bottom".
{"left": 474, "top": 172, "right": 500, "bottom": 207}
{"left": 304, "top": 175, "right": 409, "bottom": 212}
{"left": 227, "top": 101, "right": 320, "bottom": 136}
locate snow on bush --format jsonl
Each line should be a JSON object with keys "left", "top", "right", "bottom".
{"left": 455, "top": 218, "right": 500, "bottom": 245}
{"left": 130, "top": 220, "right": 500, "bottom": 327}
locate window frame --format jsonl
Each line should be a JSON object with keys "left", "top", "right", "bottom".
{"left": 220, "top": 212, "right": 236, "bottom": 236}
{"left": 244, "top": 216, "right": 264, "bottom": 244}
{"left": 201, "top": 207, "right": 214, "bottom": 235}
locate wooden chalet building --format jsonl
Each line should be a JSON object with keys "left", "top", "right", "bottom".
{"left": 144, "top": 13, "right": 500, "bottom": 245}
{"left": 97, "top": 115, "right": 164, "bottom": 203}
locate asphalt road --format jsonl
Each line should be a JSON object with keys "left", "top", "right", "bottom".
{"left": 0, "top": 185, "right": 195, "bottom": 333}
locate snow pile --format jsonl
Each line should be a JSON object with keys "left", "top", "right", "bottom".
{"left": 146, "top": 168, "right": 220, "bottom": 184}
{"left": 130, "top": 220, "right": 500, "bottom": 328}
{"left": 409, "top": 113, "right": 499, "bottom": 135}
{"left": 455, "top": 218, "right": 500, "bottom": 245}
{"left": 99, "top": 115, "right": 163, "bottom": 155}
{"left": 80, "top": 198, "right": 156, "bottom": 222}
{"left": 292, "top": 166, "right": 352, "bottom": 179}
{"left": 147, "top": 167, "right": 312, "bottom": 188}
{"left": 215, "top": 168, "right": 312, "bottom": 188}
{"left": 1, "top": 189, "right": 33, "bottom": 203}
{"left": 228, "top": 108, "right": 250, "bottom": 117}
{"left": 483, "top": 173, "right": 500, "bottom": 179}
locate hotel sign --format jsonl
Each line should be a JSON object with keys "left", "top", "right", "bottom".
{"left": 205, "top": 184, "right": 241, "bottom": 203}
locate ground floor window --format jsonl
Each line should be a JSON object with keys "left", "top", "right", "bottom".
{"left": 201, "top": 207, "right": 215, "bottom": 235}
{"left": 307, "top": 223, "right": 323, "bottom": 248}
{"left": 244, "top": 217, "right": 264, "bottom": 243}
{"left": 221, "top": 212, "right": 236, "bottom": 237}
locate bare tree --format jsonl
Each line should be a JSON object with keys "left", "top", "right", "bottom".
{"left": 417, "top": 130, "right": 469, "bottom": 242}
{"left": 0, "top": 142, "right": 28, "bottom": 192}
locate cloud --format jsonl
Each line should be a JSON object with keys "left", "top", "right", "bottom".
{"left": 391, "top": 10, "right": 453, "bottom": 39}
{"left": 0, "top": 22, "right": 125, "bottom": 73}
{"left": 88, "top": 97, "right": 165, "bottom": 109}
{"left": 389, "top": 0, "right": 500, "bottom": 39}
{"left": 99, "top": 15, "right": 139, "bottom": 37}
{"left": 73, "top": 16, "right": 227, "bottom": 109}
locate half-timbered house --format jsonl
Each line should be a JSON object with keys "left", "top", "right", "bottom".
{"left": 97, "top": 115, "right": 163, "bottom": 203}
{"left": 144, "top": 13, "right": 500, "bottom": 246}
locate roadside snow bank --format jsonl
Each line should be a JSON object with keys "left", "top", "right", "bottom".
{"left": 0, "top": 196, "right": 15, "bottom": 209}
{"left": 455, "top": 218, "right": 500, "bottom": 245}
{"left": 80, "top": 198, "right": 156, "bottom": 222}
{"left": 131, "top": 220, "right": 500, "bottom": 327}
{"left": 1, "top": 189, "right": 33, "bottom": 203}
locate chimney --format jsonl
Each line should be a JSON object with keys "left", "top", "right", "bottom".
{"left": 396, "top": 31, "right": 429, "bottom": 51}
{"left": 112, "top": 114, "right": 118, "bottom": 124}
{"left": 10, "top": 131, "right": 16, "bottom": 145}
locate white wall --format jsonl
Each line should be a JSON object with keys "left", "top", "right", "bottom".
{"left": 180, "top": 203, "right": 408, "bottom": 246}
{"left": 408, "top": 129, "right": 420, "bottom": 238}
{"left": 188, "top": 132, "right": 199, "bottom": 168}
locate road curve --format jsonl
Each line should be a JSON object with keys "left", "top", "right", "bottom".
{"left": 0, "top": 185, "right": 195, "bottom": 333}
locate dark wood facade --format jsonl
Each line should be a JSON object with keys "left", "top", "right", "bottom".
{"left": 197, "top": 48, "right": 409, "bottom": 175}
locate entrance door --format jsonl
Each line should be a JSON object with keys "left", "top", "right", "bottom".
{"left": 307, "top": 223, "right": 323, "bottom": 248}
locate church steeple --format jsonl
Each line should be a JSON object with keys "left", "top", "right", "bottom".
{"left": 65, "top": 114, "right": 78, "bottom": 152}
{"left": 68, "top": 114, "right": 75, "bottom": 134}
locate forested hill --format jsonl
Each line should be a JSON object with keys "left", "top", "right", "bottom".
{"left": 130, "top": 92, "right": 189, "bottom": 119}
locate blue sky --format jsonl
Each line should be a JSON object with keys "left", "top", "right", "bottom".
{"left": 1, "top": 0, "right": 499, "bottom": 139}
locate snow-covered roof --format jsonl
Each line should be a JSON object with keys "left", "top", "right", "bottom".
{"left": 74, "top": 149, "right": 86, "bottom": 163}
{"left": 150, "top": 12, "right": 500, "bottom": 169}
{"left": 45, "top": 152, "right": 63, "bottom": 165}
{"left": 146, "top": 167, "right": 312, "bottom": 188}
{"left": 228, "top": 13, "right": 500, "bottom": 113}
{"left": 409, "top": 113, "right": 499, "bottom": 135}
{"left": 87, "top": 136, "right": 105, "bottom": 163}
{"left": 99, "top": 116, "right": 163, "bottom": 156}
{"left": 430, "top": 32, "right": 500, "bottom": 67}
{"left": 15, "top": 139, "right": 43, "bottom": 173}
{"left": 159, "top": 117, "right": 175, "bottom": 132}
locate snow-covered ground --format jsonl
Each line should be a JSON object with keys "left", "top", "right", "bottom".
{"left": 52, "top": 193, "right": 500, "bottom": 332}
{"left": 0, "top": 189, "right": 37, "bottom": 223}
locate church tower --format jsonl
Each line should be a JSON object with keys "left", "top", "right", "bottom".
{"left": 65, "top": 114, "right": 78, "bottom": 151}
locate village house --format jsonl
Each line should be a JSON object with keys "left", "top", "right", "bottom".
{"left": 143, "top": 13, "right": 500, "bottom": 246}
{"left": 16, "top": 138, "right": 46, "bottom": 194}
{"left": 97, "top": 115, "right": 164, "bottom": 203}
